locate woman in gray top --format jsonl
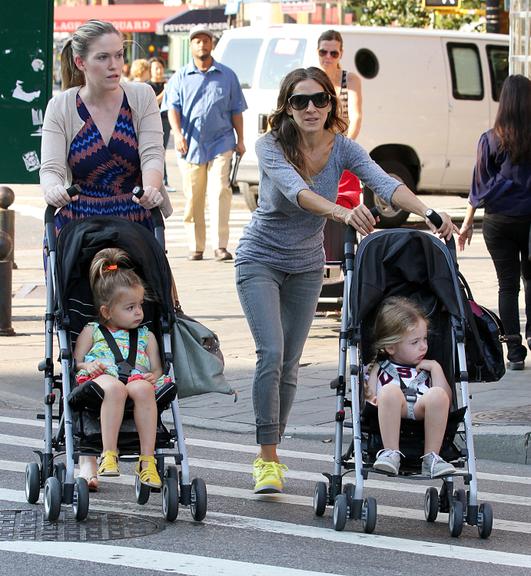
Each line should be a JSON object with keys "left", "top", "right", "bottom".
{"left": 235, "top": 67, "right": 455, "bottom": 495}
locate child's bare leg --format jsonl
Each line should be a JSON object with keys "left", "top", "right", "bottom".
{"left": 96, "top": 375, "right": 127, "bottom": 452}
{"left": 377, "top": 385, "right": 407, "bottom": 449}
{"left": 127, "top": 379, "right": 157, "bottom": 456}
{"left": 414, "top": 387, "right": 450, "bottom": 454}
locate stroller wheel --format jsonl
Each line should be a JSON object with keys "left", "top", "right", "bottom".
{"left": 25, "top": 462, "right": 41, "bottom": 504}
{"left": 477, "top": 502, "right": 493, "bottom": 539}
{"left": 424, "top": 487, "right": 439, "bottom": 522}
{"left": 44, "top": 477, "right": 62, "bottom": 522}
{"left": 313, "top": 482, "right": 328, "bottom": 517}
{"left": 135, "top": 474, "right": 151, "bottom": 505}
{"left": 73, "top": 477, "right": 89, "bottom": 521}
{"left": 333, "top": 494, "right": 348, "bottom": 532}
{"left": 362, "top": 497, "right": 377, "bottom": 534}
{"left": 448, "top": 500, "right": 464, "bottom": 537}
{"left": 454, "top": 488, "right": 467, "bottom": 508}
{"left": 190, "top": 478, "right": 207, "bottom": 522}
{"left": 343, "top": 484, "right": 356, "bottom": 519}
{"left": 166, "top": 464, "right": 179, "bottom": 481}
{"left": 54, "top": 462, "right": 66, "bottom": 485}
{"left": 162, "top": 477, "right": 179, "bottom": 522}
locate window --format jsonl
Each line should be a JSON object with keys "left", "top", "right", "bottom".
{"left": 487, "top": 45, "right": 509, "bottom": 101}
{"left": 259, "top": 38, "right": 307, "bottom": 90}
{"left": 447, "top": 43, "right": 483, "bottom": 100}
{"left": 218, "top": 39, "right": 262, "bottom": 89}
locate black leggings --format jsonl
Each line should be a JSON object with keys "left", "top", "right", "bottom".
{"left": 482, "top": 214, "right": 531, "bottom": 362}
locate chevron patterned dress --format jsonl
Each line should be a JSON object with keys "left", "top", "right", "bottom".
{"left": 55, "top": 92, "right": 153, "bottom": 234}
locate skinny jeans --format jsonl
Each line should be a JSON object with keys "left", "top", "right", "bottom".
{"left": 482, "top": 213, "right": 531, "bottom": 362}
{"left": 236, "top": 262, "right": 323, "bottom": 445}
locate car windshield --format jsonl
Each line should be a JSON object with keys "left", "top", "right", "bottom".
{"left": 259, "top": 38, "right": 307, "bottom": 90}
{"left": 217, "top": 38, "right": 263, "bottom": 89}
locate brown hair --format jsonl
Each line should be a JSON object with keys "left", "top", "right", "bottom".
{"left": 373, "top": 297, "right": 428, "bottom": 356}
{"left": 317, "top": 29, "right": 344, "bottom": 50}
{"left": 89, "top": 247, "right": 144, "bottom": 321}
{"left": 61, "top": 20, "right": 122, "bottom": 90}
{"left": 268, "top": 67, "right": 347, "bottom": 180}
{"left": 493, "top": 74, "right": 531, "bottom": 165}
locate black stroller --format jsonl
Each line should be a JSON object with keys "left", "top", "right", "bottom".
{"left": 24, "top": 200, "right": 207, "bottom": 523}
{"left": 312, "top": 216, "right": 494, "bottom": 539}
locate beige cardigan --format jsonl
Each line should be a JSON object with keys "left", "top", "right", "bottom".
{"left": 40, "top": 81, "right": 172, "bottom": 218}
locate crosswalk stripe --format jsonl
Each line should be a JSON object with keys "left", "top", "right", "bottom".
{"left": 0, "top": 540, "right": 340, "bottom": 576}
{"left": 2, "top": 416, "right": 530, "bottom": 487}
{"left": 0, "top": 488, "right": 530, "bottom": 570}
{"left": 0, "top": 460, "right": 531, "bottom": 534}
{"left": 2, "top": 430, "right": 531, "bottom": 506}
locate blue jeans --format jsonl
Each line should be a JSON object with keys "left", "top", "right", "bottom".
{"left": 236, "top": 262, "right": 323, "bottom": 445}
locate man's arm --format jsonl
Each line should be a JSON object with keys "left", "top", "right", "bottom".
{"left": 231, "top": 112, "right": 245, "bottom": 156}
{"left": 168, "top": 107, "right": 187, "bottom": 157}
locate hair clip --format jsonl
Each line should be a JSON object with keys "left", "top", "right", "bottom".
{"left": 104, "top": 264, "right": 118, "bottom": 272}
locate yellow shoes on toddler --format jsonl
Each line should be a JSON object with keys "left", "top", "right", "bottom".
{"left": 136, "top": 455, "right": 162, "bottom": 488}
{"left": 97, "top": 450, "right": 120, "bottom": 477}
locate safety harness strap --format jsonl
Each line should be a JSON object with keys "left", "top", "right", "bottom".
{"left": 98, "top": 324, "right": 138, "bottom": 383}
{"left": 379, "top": 359, "right": 429, "bottom": 419}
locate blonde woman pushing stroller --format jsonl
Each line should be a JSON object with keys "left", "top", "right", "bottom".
{"left": 74, "top": 247, "right": 164, "bottom": 490}
{"left": 365, "top": 297, "right": 457, "bottom": 479}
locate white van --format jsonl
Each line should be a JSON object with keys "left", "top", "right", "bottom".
{"left": 214, "top": 24, "right": 509, "bottom": 226}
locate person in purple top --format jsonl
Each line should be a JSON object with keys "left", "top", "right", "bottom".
{"left": 163, "top": 25, "right": 247, "bottom": 262}
{"left": 458, "top": 75, "right": 531, "bottom": 370}
{"left": 235, "top": 66, "right": 456, "bottom": 495}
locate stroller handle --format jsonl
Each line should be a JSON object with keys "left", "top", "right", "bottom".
{"left": 132, "top": 186, "right": 164, "bottom": 229}
{"left": 344, "top": 206, "right": 381, "bottom": 243}
{"left": 44, "top": 184, "right": 81, "bottom": 225}
{"left": 425, "top": 208, "right": 443, "bottom": 229}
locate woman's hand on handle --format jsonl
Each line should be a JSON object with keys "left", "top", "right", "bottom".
{"left": 44, "top": 184, "right": 78, "bottom": 208}
{"left": 132, "top": 185, "right": 163, "bottom": 210}
{"left": 424, "top": 211, "right": 457, "bottom": 241}
{"left": 339, "top": 204, "right": 378, "bottom": 237}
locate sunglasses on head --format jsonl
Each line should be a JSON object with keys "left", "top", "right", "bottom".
{"left": 318, "top": 49, "right": 340, "bottom": 59}
{"left": 288, "top": 91, "right": 331, "bottom": 111}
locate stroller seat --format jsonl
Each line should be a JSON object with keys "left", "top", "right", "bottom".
{"left": 67, "top": 379, "right": 178, "bottom": 454}
{"left": 360, "top": 403, "right": 466, "bottom": 474}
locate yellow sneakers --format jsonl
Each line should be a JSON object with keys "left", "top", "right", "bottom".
{"left": 97, "top": 450, "right": 120, "bottom": 477}
{"left": 253, "top": 457, "right": 288, "bottom": 494}
{"left": 136, "top": 455, "right": 162, "bottom": 488}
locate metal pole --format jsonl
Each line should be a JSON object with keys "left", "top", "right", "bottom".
{"left": 0, "top": 187, "right": 16, "bottom": 336}
{"left": 0, "top": 231, "right": 15, "bottom": 336}
{"left": 0, "top": 187, "right": 15, "bottom": 268}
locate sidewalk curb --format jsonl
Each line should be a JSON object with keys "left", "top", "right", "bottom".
{"left": 177, "top": 416, "right": 531, "bottom": 465}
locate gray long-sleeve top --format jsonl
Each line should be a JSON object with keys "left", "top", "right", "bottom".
{"left": 235, "top": 132, "right": 400, "bottom": 273}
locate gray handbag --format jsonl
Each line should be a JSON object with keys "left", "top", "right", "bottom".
{"left": 172, "top": 309, "right": 235, "bottom": 399}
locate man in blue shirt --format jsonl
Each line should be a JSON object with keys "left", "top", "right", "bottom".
{"left": 164, "top": 25, "right": 247, "bottom": 261}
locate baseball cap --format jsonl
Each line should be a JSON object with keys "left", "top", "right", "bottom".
{"left": 189, "top": 25, "right": 214, "bottom": 41}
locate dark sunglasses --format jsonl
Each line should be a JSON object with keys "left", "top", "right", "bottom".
{"left": 318, "top": 49, "right": 340, "bottom": 59}
{"left": 288, "top": 91, "right": 331, "bottom": 111}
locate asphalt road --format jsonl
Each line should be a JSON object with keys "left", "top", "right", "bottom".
{"left": 0, "top": 411, "right": 530, "bottom": 576}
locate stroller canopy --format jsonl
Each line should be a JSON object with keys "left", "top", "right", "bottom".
{"left": 55, "top": 217, "right": 176, "bottom": 322}
{"left": 351, "top": 229, "right": 464, "bottom": 327}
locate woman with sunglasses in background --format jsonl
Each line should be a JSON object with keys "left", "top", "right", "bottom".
{"left": 235, "top": 67, "right": 456, "bottom": 495}
{"left": 318, "top": 30, "right": 363, "bottom": 209}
